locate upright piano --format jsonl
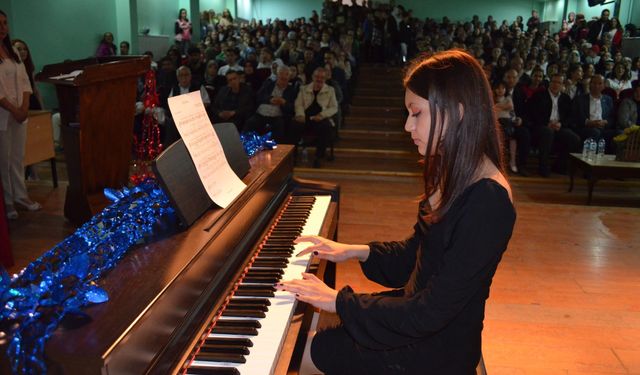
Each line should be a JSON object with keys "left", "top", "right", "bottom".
{"left": 41, "top": 145, "right": 339, "bottom": 374}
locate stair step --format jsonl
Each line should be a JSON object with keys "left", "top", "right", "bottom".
{"left": 339, "top": 129, "right": 407, "bottom": 140}
{"left": 349, "top": 105, "right": 406, "bottom": 118}
{"left": 344, "top": 115, "right": 405, "bottom": 131}
{"left": 351, "top": 96, "right": 404, "bottom": 107}
{"left": 357, "top": 67, "right": 404, "bottom": 76}
{"left": 354, "top": 88, "right": 405, "bottom": 97}
{"left": 294, "top": 148, "right": 421, "bottom": 176}
{"left": 335, "top": 136, "right": 414, "bottom": 151}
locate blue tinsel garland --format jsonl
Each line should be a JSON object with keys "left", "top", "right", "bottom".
{"left": 0, "top": 180, "right": 174, "bottom": 373}
{"left": 0, "top": 132, "right": 274, "bottom": 373}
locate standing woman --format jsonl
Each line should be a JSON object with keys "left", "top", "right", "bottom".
{"left": 278, "top": 50, "right": 516, "bottom": 374}
{"left": 607, "top": 17, "right": 623, "bottom": 52}
{"left": 12, "top": 39, "right": 42, "bottom": 110}
{"left": 95, "top": 32, "right": 116, "bottom": 57}
{"left": 0, "top": 10, "right": 41, "bottom": 219}
{"left": 175, "top": 8, "right": 192, "bottom": 56}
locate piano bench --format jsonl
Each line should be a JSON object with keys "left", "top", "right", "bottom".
{"left": 476, "top": 353, "right": 487, "bottom": 375}
{"left": 315, "top": 312, "right": 489, "bottom": 374}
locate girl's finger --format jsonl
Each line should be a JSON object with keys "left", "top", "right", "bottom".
{"left": 294, "top": 235, "right": 322, "bottom": 244}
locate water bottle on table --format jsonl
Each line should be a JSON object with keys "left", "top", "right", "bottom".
{"left": 597, "top": 138, "right": 605, "bottom": 159}
{"left": 582, "top": 138, "right": 591, "bottom": 159}
{"left": 588, "top": 138, "right": 597, "bottom": 161}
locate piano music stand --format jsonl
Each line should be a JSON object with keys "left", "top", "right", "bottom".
{"left": 152, "top": 122, "right": 250, "bottom": 227}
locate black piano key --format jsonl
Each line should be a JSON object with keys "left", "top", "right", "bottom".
{"left": 258, "top": 251, "right": 291, "bottom": 259}
{"left": 228, "top": 297, "right": 271, "bottom": 306}
{"left": 226, "top": 303, "right": 268, "bottom": 312}
{"left": 255, "top": 255, "right": 289, "bottom": 261}
{"left": 245, "top": 267, "right": 284, "bottom": 274}
{"left": 222, "top": 308, "right": 266, "bottom": 318}
{"left": 259, "top": 247, "right": 293, "bottom": 253}
{"left": 199, "top": 343, "right": 250, "bottom": 355}
{"left": 263, "top": 241, "right": 297, "bottom": 247}
{"left": 235, "top": 289, "right": 275, "bottom": 298}
{"left": 256, "top": 250, "right": 291, "bottom": 256}
{"left": 252, "top": 261, "right": 288, "bottom": 267}
{"left": 186, "top": 366, "right": 240, "bottom": 375}
{"left": 250, "top": 262, "right": 287, "bottom": 269}
{"left": 237, "top": 285, "right": 276, "bottom": 293}
{"left": 205, "top": 337, "right": 254, "bottom": 347}
{"left": 259, "top": 245, "right": 294, "bottom": 251}
{"left": 211, "top": 324, "right": 258, "bottom": 336}
{"left": 291, "top": 195, "right": 316, "bottom": 200}
{"left": 242, "top": 277, "right": 280, "bottom": 284}
{"left": 216, "top": 319, "right": 261, "bottom": 329}
{"left": 252, "top": 260, "right": 288, "bottom": 266}
{"left": 195, "top": 352, "right": 246, "bottom": 364}
{"left": 243, "top": 274, "right": 282, "bottom": 281}
{"left": 234, "top": 289, "right": 274, "bottom": 297}
{"left": 272, "top": 224, "right": 303, "bottom": 229}
{"left": 244, "top": 270, "right": 283, "bottom": 277}
{"left": 267, "top": 233, "right": 300, "bottom": 238}
{"left": 266, "top": 237, "right": 298, "bottom": 241}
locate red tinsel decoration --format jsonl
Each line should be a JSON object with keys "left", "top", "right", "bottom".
{"left": 130, "top": 69, "right": 163, "bottom": 185}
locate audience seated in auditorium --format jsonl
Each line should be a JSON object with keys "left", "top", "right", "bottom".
{"left": 527, "top": 74, "right": 580, "bottom": 176}
{"left": 617, "top": 82, "right": 640, "bottom": 129}
{"left": 243, "top": 66, "right": 298, "bottom": 144}
{"left": 293, "top": 67, "right": 338, "bottom": 168}
{"left": 571, "top": 74, "right": 620, "bottom": 153}
{"left": 211, "top": 70, "right": 254, "bottom": 132}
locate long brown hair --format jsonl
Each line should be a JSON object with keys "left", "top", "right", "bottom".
{"left": 404, "top": 49, "right": 506, "bottom": 223}
{"left": 12, "top": 39, "right": 34, "bottom": 74}
{"left": 0, "top": 10, "right": 21, "bottom": 63}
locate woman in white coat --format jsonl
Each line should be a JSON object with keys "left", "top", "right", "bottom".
{"left": 0, "top": 10, "right": 41, "bottom": 219}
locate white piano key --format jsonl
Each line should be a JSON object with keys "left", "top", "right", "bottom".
{"left": 190, "top": 195, "right": 331, "bottom": 375}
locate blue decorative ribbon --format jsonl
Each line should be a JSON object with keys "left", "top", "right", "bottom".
{"left": 0, "top": 180, "right": 174, "bottom": 374}
{"left": 239, "top": 131, "right": 277, "bottom": 157}
{"left": 0, "top": 136, "right": 268, "bottom": 373}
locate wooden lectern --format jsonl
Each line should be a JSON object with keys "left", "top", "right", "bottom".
{"left": 37, "top": 56, "right": 149, "bottom": 226}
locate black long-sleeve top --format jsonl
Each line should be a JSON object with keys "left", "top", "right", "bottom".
{"left": 336, "top": 179, "right": 516, "bottom": 373}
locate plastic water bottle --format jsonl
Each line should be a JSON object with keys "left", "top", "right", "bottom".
{"left": 597, "top": 138, "right": 606, "bottom": 159}
{"left": 588, "top": 138, "right": 597, "bottom": 161}
{"left": 582, "top": 138, "right": 591, "bottom": 159}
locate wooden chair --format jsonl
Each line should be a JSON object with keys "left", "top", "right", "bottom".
{"left": 297, "top": 115, "right": 339, "bottom": 162}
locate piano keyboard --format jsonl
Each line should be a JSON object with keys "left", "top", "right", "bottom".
{"left": 183, "top": 195, "right": 332, "bottom": 375}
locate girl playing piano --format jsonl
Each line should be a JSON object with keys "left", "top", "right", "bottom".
{"left": 277, "top": 50, "right": 516, "bottom": 374}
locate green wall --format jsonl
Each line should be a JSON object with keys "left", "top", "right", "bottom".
{"left": 115, "top": 0, "right": 134, "bottom": 51}
{"left": 249, "top": 0, "right": 318, "bottom": 21}
{"left": 138, "top": 0, "right": 186, "bottom": 37}
{"left": 8, "top": 0, "right": 120, "bottom": 108}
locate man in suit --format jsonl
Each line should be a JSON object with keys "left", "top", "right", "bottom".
{"left": 528, "top": 74, "right": 580, "bottom": 176}
{"left": 587, "top": 9, "right": 611, "bottom": 44}
{"left": 243, "top": 66, "right": 298, "bottom": 144}
{"left": 570, "top": 74, "right": 619, "bottom": 153}
{"left": 211, "top": 70, "right": 255, "bottom": 132}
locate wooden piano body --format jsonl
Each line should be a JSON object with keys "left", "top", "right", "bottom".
{"left": 37, "top": 145, "right": 338, "bottom": 374}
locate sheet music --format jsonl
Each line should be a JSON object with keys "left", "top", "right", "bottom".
{"left": 167, "top": 91, "right": 246, "bottom": 208}
{"left": 50, "top": 70, "right": 83, "bottom": 80}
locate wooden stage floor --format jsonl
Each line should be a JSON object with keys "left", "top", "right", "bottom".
{"left": 6, "top": 171, "right": 640, "bottom": 374}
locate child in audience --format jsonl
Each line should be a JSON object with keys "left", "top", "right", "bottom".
{"left": 493, "top": 81, "right": 520, "bottom": 174}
